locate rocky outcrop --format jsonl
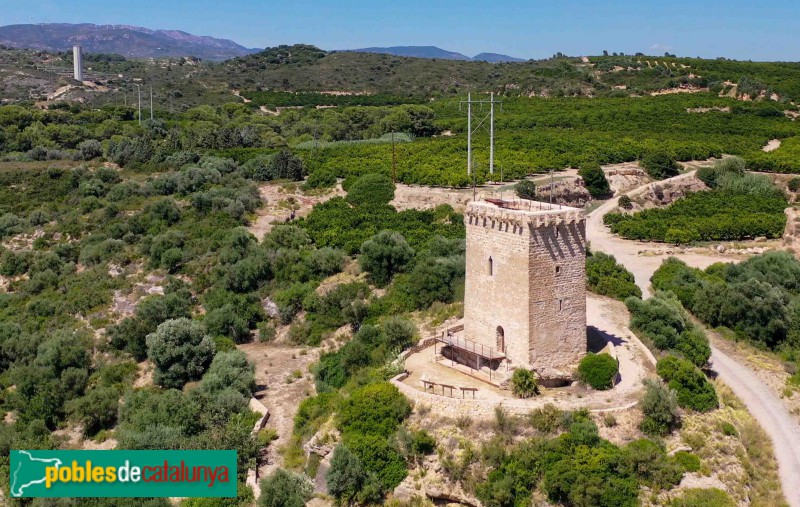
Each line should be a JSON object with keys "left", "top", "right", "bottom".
{"left": 534, "top": 177, "right": 592, "bottom": 207}
{"left": 623, "top": 174, "right": 707, "bottom": 212}
{"left": 603, "top": 163, "right": 651, "bottom": 195}
{"left": 392, "top": 455, "right": 482, "bottom": 506}
{"left": 783, "top": 207, "right": 800, "bottom": 257}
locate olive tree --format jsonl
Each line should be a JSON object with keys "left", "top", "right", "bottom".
{"left": 146, "top": 318, "right": 215, "bottom": 389}
{"left": 359, "top": 231, "right": 415, "bottom": 287}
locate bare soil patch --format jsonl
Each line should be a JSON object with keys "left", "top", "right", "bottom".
{"left": 247, "top": 182, "right": 345, "bottom": 240}
{"left": 763, "top": 139, "right": 782, "bottom": 152}
{"left": 237, "top": 342, "right": 321, "bottom": 476}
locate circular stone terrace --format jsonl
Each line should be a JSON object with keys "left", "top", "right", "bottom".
{"left": 393, "top": 294, "right": 655, "bottom": 418}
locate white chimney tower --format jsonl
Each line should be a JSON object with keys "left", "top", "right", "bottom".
{"left": 73, "top": 45, "right": 83, "bottom": 81}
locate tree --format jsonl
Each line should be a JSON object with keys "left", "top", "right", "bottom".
{"left": 577, "top": 353, "right": 618, "bottom": 390}
{"left": 639, "top": 379, "right": 679, "bottom": 436}
{"left": 382, "top": 316, "right": 417, "bottom": 350}
{"left": 346, "top": 433, "right": 407, "bottom": 491}
{"left": 77, "top": 139, "right": 103, "bottom": 160}
{"left": 204, "top": 304, "right": 252, "bottom": 344}
{"left": 515, "top": 180, "right": 537, "bottom": 200}
{"left": 65, "top": 386, "right": 120, "bottom": 436}
{"left": 656, "top": 355, "right": 718, "bottom": 412}
{"left": 200, "top": 350, "right": 255, "bottom": 397}
{"left": 641, "top": 150, "right": 680, "bottom": 180}
{"left": 578, "top": 162, "right": 610, "bottom": 197}
{"left": 359, "top": 231, "right": 415, "bottom": 287}
{"left": 145, "top": 318, "right": 215, "bottom": 389}
{"left": 258, "top": 469, "right": 312, "bottom": 507}
{"left": 338, "top": 382, "right": 411, "bottom": 436}
{"left": 270, "top": 149, "right": 305, "bottom": 181}
{"left": 327, "top": 444, "right": 368, "bottom": 505}
{"left": 304, "top": 168, "right": 337, "bottom": 190}
{"left": 586, "top": 251, "right": 641, "bottom": 300}
{"left": 511, "top": 368, "right": 539, "bottom": 398}
{"left": 346, "top": 173, "right": 395, "bottom": 206}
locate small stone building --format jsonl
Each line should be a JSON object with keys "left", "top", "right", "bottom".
{"left": 460, "top": 199, "right": 587, "bottom": 381}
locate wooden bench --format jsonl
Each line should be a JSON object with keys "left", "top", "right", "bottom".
{"left": 420, "top": 376, "right": 436, "bottom": 392}
{"left": 460, "top": 387, "right": 478, "bottom": 399}
{"left": 439, "top": 383, "right": 456, "bottom": 397}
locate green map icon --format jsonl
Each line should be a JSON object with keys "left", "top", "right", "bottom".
{"left": 10, "top": 451, "right": 63, "bottom": 497}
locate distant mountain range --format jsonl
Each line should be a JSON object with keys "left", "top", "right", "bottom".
{"left": 0, "top": 24, "right": 526, "bottom": 63}
{"left": 0, "top": 23, "right": 260, "bottom": 61}
{"left": 349, "top": 46, "right": 526, "bottom": 62}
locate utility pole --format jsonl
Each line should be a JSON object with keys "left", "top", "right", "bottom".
{"left": 460, "top": 93, "right": 502, "bottom": 178}
{"left": 490, "top": 92, "right": 495, "bottom": 175}
{"left": 391, "top": 130, "right": 397, "bottom": 183}
{"left": 135, "top": 84, "right": 142, "bottom": 126}
{"left": 150, "top": 86, "right": 153, "bottom": 121}
{"left": 467, "top": 93, "right": 472, "bottom": 176}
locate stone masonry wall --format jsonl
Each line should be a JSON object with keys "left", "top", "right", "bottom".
{"left": 463, "top": 210, "right": 531, "bottom": 361}
{"left": 390, "top": 374, "right": 637, "bottom": 418}
{"left": 463, "top": 201, "right": 587, "bottom": 378}
{"left": 528, "top": 218, "right": 587, "bottom": 378}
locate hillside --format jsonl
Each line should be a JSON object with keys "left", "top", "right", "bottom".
{"left": 0, "top": 23, "right": 260, "bottom": 60}
{"left": 350, "top": 45, "right": 472, "bottom": 60}
{"left": 3, "top": 43, "right": 800, "bottom": 110}
{"left": 473, "top": 52, "right": 526, "bottom": 62}
{"left": 348, "top": 45, "right": 525, "bottom": 62}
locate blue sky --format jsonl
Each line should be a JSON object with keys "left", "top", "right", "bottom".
{"left": 1, "top": 0, "right": 798, "bottom": 61}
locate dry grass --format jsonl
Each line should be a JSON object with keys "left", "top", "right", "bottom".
{"left": 673, "top": 382, "right": 787, "bottom": 506}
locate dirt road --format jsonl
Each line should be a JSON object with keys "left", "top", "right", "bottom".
{"left": 587, "top": 172, "right": 800, "bottom": 507}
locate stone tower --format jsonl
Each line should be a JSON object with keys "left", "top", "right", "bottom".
{"left": 462, "top": 199, "right": 587, "bottom": 380}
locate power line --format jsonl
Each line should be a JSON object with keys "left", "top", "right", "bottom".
{"left": 460, "top": 92, "right": 502, "bottom": 177}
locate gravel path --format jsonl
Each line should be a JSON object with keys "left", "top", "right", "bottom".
{"left": 586, "top": 173, "right": 800, "bottom": 507}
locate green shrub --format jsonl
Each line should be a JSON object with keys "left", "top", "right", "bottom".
{"left": 304, "top": 168, "right": 337, "bottom": 190}
{"left": 626, "top": 292, "right": 711, "bottom": 367}
{"left": 346, "top": 173, "right": 395, "bottom": 206}
{"left": 346, "top": 433, "right": 408, "bottom": 492}
{"left": 618, "top": 194, "right": 633, "bottom": 209}
{"left": 359, "top": 231, "right": 415, "bottom": 287}
{"left": 697, "top": 156, "right": 746, "bottom": 187}
{"left": 403, "top": 429, "right": 437, "bottom": 459}
{"left": 789, "top": 177, "right": 800, "bottom": 192}
{"left": 577, "top": 353, "right": 618, "bottom": 390}
{"left": 578, "top": 162, "right": 610, "bottom": 197}
{"left": 641, "top": 150, "right": 680, "bottom": 179}
{"left": 668, "top": 488, "right": 736, "bottom": 507}
{"left": 639, "top": 379, "right": 679, "bottom": 436}
{"left": 511, "top": 368, "right": 539, "bottom": 398}
{"left": 145, "top": 318, "right": 216, "bottom": 389}
{"left": 720, "top": 421, "right": 738, "bottom": 436}
{"left": 586, "top": 251, "right": 641, "bottom": 300}
{"left": 338, "top": 382, "right": 410, "bottom": 436}
{"left": 528, "top": 404, "right": 564, "bottom": 434}
{"left": 258, "top": 469, "right": 312, "bottom": 507}
{"left": 515, "top": 180, "right": 537, "bottom": 200}
{"left": 623, "top": 439, "right": 683, "bottom": 490}
{"left": 656, "top": 355, "right": 718, "bottom": 412}
{"left": 672, "top": 450, "right": 701, "bottom": 473}
{"left": 605, "top": 189, "right": 786, "bottom": 244}
{"left": 326, "top": 444, "right": 382, "bottom": 505}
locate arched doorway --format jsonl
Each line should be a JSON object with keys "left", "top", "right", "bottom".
{"left": 496, "top": 326, "right": 505, "bottom": 353}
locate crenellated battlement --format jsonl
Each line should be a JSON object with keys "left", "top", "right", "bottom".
{"left": 465, "top": 200, "right": 585, "bottom": 231}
